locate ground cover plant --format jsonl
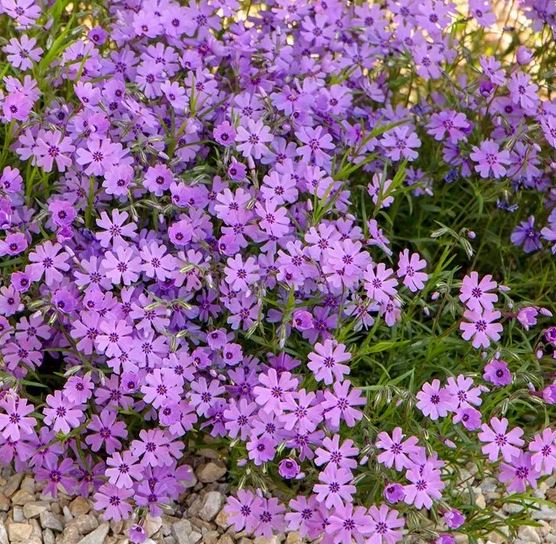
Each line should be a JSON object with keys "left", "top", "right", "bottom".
{"left": 0, "top": 0, "right": 555, "bottom": 542}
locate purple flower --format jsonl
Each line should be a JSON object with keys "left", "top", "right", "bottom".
{"left": 444, "top": 508, "right": 465, "bottom": 529}
{"left": 322, "top": 380, "right": 366, "bottom": 429}
{"left": 307, "top": 339, "right": 351, "bottom": 385}
{"left": 416, "top": 380, "right": 455, "bottom": 420}
{"left": 499, "top": 453, "right": 540, "bottom": 492}
{"left": 224, "top": 490, "right": 260, "bottom": 533}
{"left": 459, "top": 272, "right": 498, "bottom": 312}
{"left": 236, "top": 119, "right": 273, "bottom": 160}
{"left": 483, "top": 358, "right": 512, "bottom": 386}
{"left": 469, "top": 139, "right": 511, "bottom": 179}
{"left": 94, "top": 484, "right": 134, "bottom": 521}
{"left": 326, "top": 503, "right": 373, "bottom": 543}
{"left": 315, "top": 435, "right": 359, "bottom": 471}
{"left": 43, "top": 391, "right": 83, "bottom": 434}
{"left": 528, "top": 428, "right": 556, "bottom": 475}
{"left": 478, "top": 417, "right": 524, "bottom": 462}
{"left": 397, "top": 250, "right": 428, "bottom": 292}
{"left": 278, "top": 458, "right": 300, "bottom": 479}
{"left": 377, "top": 427, "right": 420, "bottom": 471}
{"left": 0, "top": 395, "right": 36, "bottom": 440}
{"left": 403, "top": 462, "right": 445, "bottom": 510}
{"left": 313, "top": 465, "right": 355, "bottom": 510}
{"left": 384, "top": 483, "right": 405, "bottom": 504}
{"left": 460, "top": 308, "right": 503, "bottom": 349}
{"left": 367, "top": 504, "right": 405, "bottom": 544}
{"left": 295, "top": 126, "right": 335, "bottom": 166}
{"left": 511, "top": 216, "right": 543, "bottom": 253}
{"left": 381, "top": 126, "right": 421, "bottom": 161}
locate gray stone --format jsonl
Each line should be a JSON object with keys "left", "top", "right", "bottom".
{"left": 0, "top": 519, "right": 7, "bottom": 544}
{"left": 197, "top": 462, "right": 226, "bottom": 483}
{"left": 199, "top": 491, "right": 225, "bottom": 522}
{"left": 7, "top": 522, "right": 33, "bottom": 542}
{"left": 0, "top": 494, "right": 9, "bottom": 512}
{"left": 69, "top": 514, "right": 99, "bottom": 535}
{"left": 285, "top": 533, "right": 303, "bottom": 544}
{"left": 43, "top": 528, "right": 56, "bottom": 544}
{"left": 77, "top": 523, "right": 110, "bottom": 544}
{"left": 532, "top": 506, "right": 556, "bottom": 520}
{"left": 218, "top": 536, "right": 234, "bottom": 544}
{"left": 23, "top": 501, "right": 49, "bottom": 519}
{"left": 10, "top": 489, "right": 34, "bottom": 506}
{"left": 171, "top": 519, "right": 202, "bottom": 544}
{"left": 58, "top": 525, "right": 81, "bottom": 544}
{"left": 12, "top": 506, "right": 24, "bottom": 522}
{"left": 2, "top": 472, "right": 23, "bottom": 497}
{"left": 40, "top": 510, "right": 64, "bottom": 531}
{"left": 144, "top": 515, "right": 163, "bottom": 537}
{"left": 517, "top": 526, "right": 541, "bottom": 543}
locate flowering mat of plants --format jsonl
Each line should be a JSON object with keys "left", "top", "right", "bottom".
{"left": 1, "top": 0, "right": 556, "bottom": 543}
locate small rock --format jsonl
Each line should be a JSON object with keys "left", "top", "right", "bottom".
{"left": 475, "top": 493, "right": 486, "bottom": 509}
{"left": 532, "top": 506, "right": 556, "bottom": 521}
{"left": 69, "top": 497, "right": 91, "bottom": 517}
{"left": 7, "top": 522, "right": 33, "bottom": 542}
{"left": 10, "top": 489, "right": 35, "bottom": 506}
{"left": 238, "top": 538, "right": 254, "bottom": 544}
{"left": 77, "top": 522, "right": 110, "bottom": 544}
{"left": 218, "top": 537, "right": 234, "bottom": 544}
{"left": 502, "top": 502, "right": 524, "bottom": 514}
{"left": 2, "top": 473, "right": 23, "bottom": 497}
{"left": 20, "top": 477, "right": 35, "bottom": 494}
{"left": 254, "top": 537, "right": 281, "bottom": 544}
{"left": 40, "top": 510, "right": 64, "bottom": 531}
{"left": 13, "top": 506, "right": 25, "bottom": 522}
{"left": 203, "top": 531, "right": 220, "bottom": 544}
{"left": 23, "top": 501, "right": 49, "bottom": 519}
{"left": 43, "top": 528, "right": 56, "bottom": 544}
{"left": 63, "top": 505, "right": 73, "bottom": 523}
{"left": 199, "top": 491, "right": 225, "bottom": 521}
{"left": 518, "top": 526, "right": 541, "bottom": 544}
{"left": 144, "top": 515, "right": 163, "bottom": 537}
{"left": 0, "top": 493, "right": 9, "bottom": 512}
{"left": 0, "top": 519, "right": 7, "bottom": 544}
{"left": 197, "top": 462, "right": 226, "bottom": 483}
{"left": 58, "top": 525, "right": 81, "bottom": 544}
{"left": 285, "top": 533, "right": 303, "bottom": 544}
{"left": 171, "top": 519, "right": 202, "bottom": 544}
{"left": 215, "top": 508, "right": 229, "bottom": 530}
{"left": 69, "top": 514, "right": 99, "bottom": 535}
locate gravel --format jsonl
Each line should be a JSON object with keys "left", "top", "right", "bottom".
{"left": 0, "top": 455, "right": 553, "bottom": 544}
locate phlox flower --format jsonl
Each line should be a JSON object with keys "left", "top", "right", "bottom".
{"left": 459, "top": 271, "right": 498, "bottom": 312}
{"left": 101, "top": 244, "right": 142, "bottom": 285}
{"left": 376, "top": 427, "right": 420, "bottom": 471}
{"left": 528, "top": 428, "right": 556, "bottom": 474}
{"left": 364, "top": 262, "right": 398, "bottom": 303}
{"left": 224, "top": 254, "right": 260, "bottom": 292}
{"left": 403, "top": 462, "right": 445, "bottom": 509}
{"left": 367, "top": 504, "right": 405, "bottom": 544}
{"left": 105, "top": 451, "right": 142, "bottom": 489}
{"left": 224, "top": 490, "right": 261, "bottom": 533}
{"left": 307, "top": 339, "right": 351, "bottom": 385}
{"left": 322, "top": 380, "right": 366, "bottom": 428}
{"left": 140, "top": 242, "right": 177, "bottom": 281}
{"left": 499, "top": 453, "right": 540, "bottom": 493}
{"left": 483, "top": 358, "right": 512, "bottom": 386}
{"left": 315, "top": 435, "right": 359, "bottom": 470}
{"left": 0, "top": 395, "right": 36, "bottom": 440}
{"left": 251, "top": 497, "right": 286, "bottom": 538}
{"left": 511, "top": 216, "right": 542, "bottom": 253}
{"left": 313, "top": 464, "right": 356, "bottom": 510}
{"left": 478, "top": 417, "right": 524, "bottom": 462}
{"left": 427, "top": 110, "right": 470, "bottom": 143}
{"left": 460, "top": 308, "right": 503, "bottom": 349}
{"left": 445, "top": 375, "right": 482, "bottom": 409}
{"left": 253, "top": 368, "right": 298, "bottom": 413}
{"left": 416, "top": 379, "right": 455, "bottom": 420}
{"left": 469, "top": 139, "right": 510, "bottom": 179}
{"left": 94, "top": 484, "right": 134, "bottom": 521}
{"left": 43, "top": 391, "right": 83, "bottom": 434}
{"left": 397, "top": 250, "right": 427, "bottom": 292}
{"left": 326, "top": 503, "right": 373, "bottom": 544}
{"left": 236, "top": 119, "right": 274, "bottom": 160}
{"left": 381, "top": 126, "right": 421, "bottom": 161}
{"left": 295, "top": 125, "right": 335, "bottom": 167}
{"left": 85, "top": 409, "right": 128, "bottom": 453}
{"left": 95, "top": 210, "right": 137, "bottom": 248}
{"left": 27, "top": 241, "right": 70, "bottom": 286}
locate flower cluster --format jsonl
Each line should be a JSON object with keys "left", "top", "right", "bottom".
{"left": 0, "top": 0, "right": 555, "bottom": 543}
